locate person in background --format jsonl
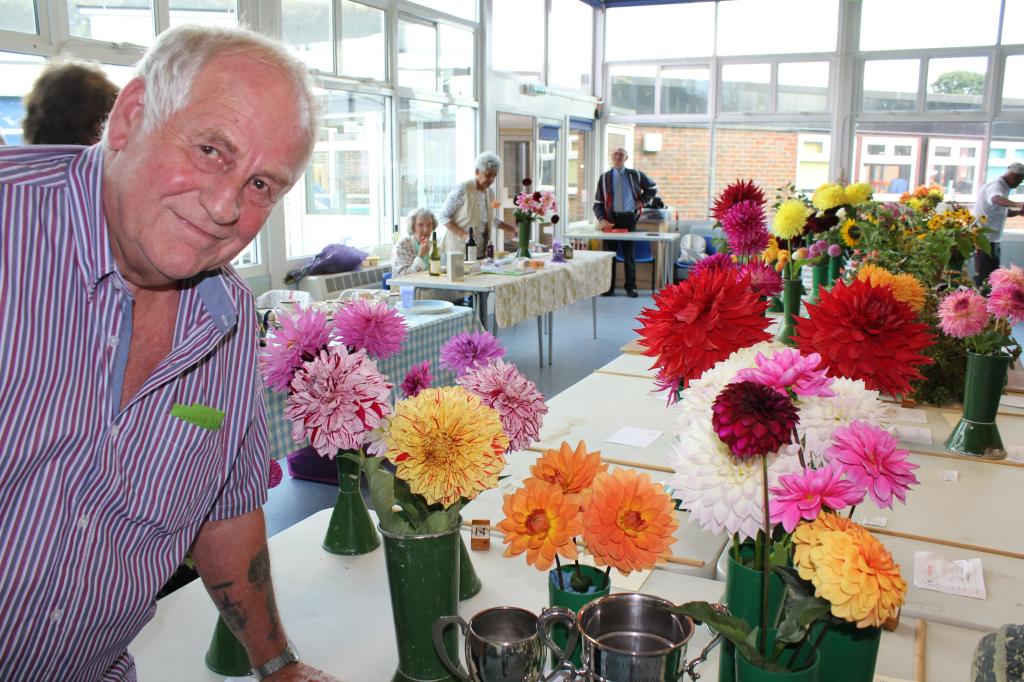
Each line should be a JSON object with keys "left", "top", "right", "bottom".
{"left": 0, "top": 25, "right": 337, "bottom": 681}
{"left": 593, "top": 146, "right": 657, "bottom": 298}
{"left": 391, "top": 208, "right": 436, "bottom": 277}
{"left": 438, "top": 151, "right": 517, "bottom": 258}
{"left": 22, "top": 61, "right": 119, "bottom": 145}
{"left": 973, "top": 162, "right": 1024, "bottom": 287}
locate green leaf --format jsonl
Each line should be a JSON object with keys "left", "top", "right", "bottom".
{"left": 671, "top": 602, "right": 765, "bottom": 668}
{"left": 772, "top": 565, "right": 814, "bottom": 600}
{"left": 789, "top": 596, "right": 832, "bottom": 629}
{"left": 977, "top": 233, "right": 992, "bottom": 255}
{"left": 364, "top": 459, "right": 412, "bottom": 535}
{"left": 955, "top": 236, "right": 973, "bottom": 260}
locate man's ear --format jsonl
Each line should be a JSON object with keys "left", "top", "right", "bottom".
{"left": 104, "top": 77, "right": 147, "bottom": 151}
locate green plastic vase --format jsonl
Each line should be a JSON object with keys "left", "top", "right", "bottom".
{"left": 827, "top": 254, "right": 842, "bottom": 285}
{"left": 809, "top": 263, "right": 828, "bottom": 304}
{"left": 718, "top": 549, "right": 787, "bottom": 682}
{"left": 794, "top": 622, "right": 880, "bottom": 682}
{"left": 944, "top": 351, "right": 1011, "bottom": 459}
{"left": 323, "top": 454, "right": 380, "bottom": 555}
{"left": 547, "top": 565, "right": 611, "bottom": 668}
{"left": 458, "top": 536, "right": 482, "bottom": 600}
{"left": 735, "top": 629, "right": 821, "bottom": 682}
{"left": 775, "top": 278, "right": 803, "bottom": 347}
{"left": 768, "top": 295, "right": 784, "bottom": 313}
{"left": 516, "top": 218, "right": 532, "bottom": 258}
{"left": 381, "top": 523, "right": 462, "bottom": 682}
{"left": 204, "top": 616, "right": 250, "bottom": 676}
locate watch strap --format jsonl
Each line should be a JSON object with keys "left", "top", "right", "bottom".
{"left": 252, "top": 642, "right": 298, "bottom": 680}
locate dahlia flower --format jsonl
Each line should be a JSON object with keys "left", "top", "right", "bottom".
{"left": 769, "top": 465, "right": 865, "bottom": 532}
{"left": 937, "top": 289, "right": 989, "bottom": 338}
{"left": 400, "top": 360, "right": 432, "bottom": 398}
{"left": 690, "top": 252, "right": 738, "bottom": 280}
{"left": 856, "top": 264, "right": 926, "bottom": 313}
{"left": 439, "top": 331, "right": 506, "bottom": 376}
{"left": 827, "top": 244, "right": 842, "bottom": 258}
{"left": 712, "top": 380, "right": 799, "bottom": 459}
{"left": 721, "top": 200, "right": 770, "bottom": 258}
{"left": 285, "top": 347, "right": 393, "bottom": 456}
{"left": 740, "top": 260, "right": 784, "bottom": 297}
{"left": 772, "top": 200, "right": 812, "bottom": 240}
{"left": 844, "top": 183, "right": 874, "bottom": 205}
{"left": 989, "top": 264, "right": 1024, "bottom": 290}
{"left": 386, "top": 386, "right": 509, "bottom": 507}
{"left": 362, "top": 416, "right": 390, "bottom": 457}
{"left": 333, "top": 299, "right": 408, "bottom": 360}
{"left": 581, "top": 469, "right": 678, "bottom": 574}
{"left": 712, "top": 179, "right": 766, "bottom": 224}
{"left": 987, "top": 284, "right": 1024, "bottom": 324}
{"left": 527, "top": 440, "right": 607, "bottom": 502}
{"left": 813, "top": 183, "right": 846, "bottom": 211}
{"left": 497, "top": 479, "right": 582, "bottom": 571}
{"left": 796, "top": 378, "right": 888, "bottom": 467}
{"left": 736, "top": 348, "right": 836, "bottom": 398}
{"left": 673, "top": 342, "right": 780, "bottom": 426}
{"left": 636, "top": 269, "right": 771, "bottom": 392}
{"left": 260, "top": 307, "right": 333, "bottom": 392}
{"left": 806, "top": 211, "right": 840, "bottom": 234}
{"left": 268, "top": 458, "right": 283, "bottom": 489}
{"left": 792, "top": 512, "right": 859, "bottom": 577}
{"left": 457, "top": 359, "right": 548, "bottom": 452}
{"left": 794, "top": 280, "right": 935, "bottom": 397}
{"left": 827, "top": 421, "right": 919, "bottom": 509}
{"left": 809, "top": 240, "right": 828, "bottom": 259}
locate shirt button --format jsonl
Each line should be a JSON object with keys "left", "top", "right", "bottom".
{"left": 220, "top": 314, "right": 230, "bottom": 327}
{"left": 50, "top": 608, "right": 62, "bottom": 623}
{"left": 78, "top": 515, "right": 89, "bottom": 530}
{"left": 107, "top": 336, "right": 119, "bottom": 349}
{"left": 109, "top": 425, "right": 120, "bottom": 439}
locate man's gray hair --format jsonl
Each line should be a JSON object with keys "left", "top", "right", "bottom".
{"left": 475, "top": 152, "right": 502, "bottom": 174}
{"left": 128, "top": 24, "right": 318, "bottom": 155}
{"left": 407, "top": 208, "right": 438, "bottom": 234}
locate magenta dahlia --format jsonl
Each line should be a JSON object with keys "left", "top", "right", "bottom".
{"left": 740, "top": 260, "right": 783, "bottom": 297}
{"left": 400, "top": 360, "right": 433, "bottom": 399}
{"left": 769, "top": 464, "right": 865, "bottom": 532}
{"left": 439, "top": 330, "right": 506, "bottom": 376}
{"left": 457, "top": 358, "right": 548, "bottom": 451}
{"left": 722, "top": 200, "right": 770, "bottom": 258}
{"left": 711, "top": 380, "right": 799, "bottom": 459}
{"left": 937, "top": 289, "right": 988, "bottom": 338}
{"left": 736, "top": 348, "right": 836, "bottom": 398}
{"left": 260, "top": 307, "right": 333, "bottom": 392}
{"left": 989, "top": 264, "right": 1024, "bottom": 289}
{"left": 268, "top": 458, "right": 283, "bottom": 489}
{"left": 333, "top": 299, "right": 408, "bottom": 360}
{"left": 712, "top": 179, "right": 766, "bottom": 223}
{"left": 987, "top": 284, "right": 1024, "bottom": 324}
{"left": 826, "top": 421, "right": 919, "bottom": 509}
{"left": 690, "top": 253, "right": 738, "bottom": 280}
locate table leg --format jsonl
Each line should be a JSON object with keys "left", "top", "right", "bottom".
{"left": 547, "top": 311, "right": 553, "bottom": 366}
{"left": 536, "top": 316, "right": 544, "bottom": 367}
{"left": 592, "top": 296, "right": 597, "bottom": 339}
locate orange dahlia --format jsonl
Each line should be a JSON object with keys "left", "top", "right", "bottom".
{"left": 792, "top": 512, "right": 860, "bottom": 579}
{"left": 856, "top": 264, "right": 926, "bottom": 313}
{"left": 581, "top": 469, "right": 678, "bottom": 574}
{"left": 497, "top": 479, "right": 582, "bottom": 571}
{"left": 526, "top": 440, "right": 607, "bottom": 502}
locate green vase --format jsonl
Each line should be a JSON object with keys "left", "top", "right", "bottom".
{"left": 458, "top": 536, "right": 482, "bottom": 600}
{"left": 204, "top": 616, "right": 250, "bottom": 676}
{"left": 719, "top": 548, "right": 787, "bottom": 682}
{"left": 775, "top": 278, "right": 803, "bottom": 347}
{"left": 735, "top": 629, "right": 820, "bottom": 682}
{"left": 827, "top": 254, "right": 841, "bottom": 285}
{"left": 768, "top": 295, "right": 784, "bottom": 313}
{"left": 517, "top": 218, "right": 532, "bottom": 258}
{"left": 381, "top": 523, "right": 462, "bottom": 682}
{"left": 795, "top": 622, "right": 879, "bottom": 682}
{"left": 323, "top": 454, "right": 380, "bottom": 555}
{"left": 809, "top": 263, "right": 828, "bottom": 304}
{"left": 944, "top": 351, "right": 1011, "bottom": 459}
{"left": 547, "top": 565, "right": 611, "bottom": 668}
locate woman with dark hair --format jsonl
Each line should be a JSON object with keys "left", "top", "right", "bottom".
{"left": 22, "top": 62, "right": 118, "bottom": 145}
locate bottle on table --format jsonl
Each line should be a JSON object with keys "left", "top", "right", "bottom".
{"left": 485, "top": 243, "right": 494, "bottom": 260}
{"left": 429, "top": 230, "right": 441, "bottom": 276}
{"left": 466, "top": 226, "right": 478, "bottom": 262}
{"left": 392, "top": 223, "right": 400, "bottom": 244}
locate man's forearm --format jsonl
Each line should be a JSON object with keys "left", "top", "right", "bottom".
{"left": 192, "top": 509, "right": 286, "bottom": 667}
{"left": 445, "top": 220, "right": 467, "bottom": 240}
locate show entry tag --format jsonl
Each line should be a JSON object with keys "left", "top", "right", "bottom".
{"left": 171, "top": 403, "right": 225, "bottom": 431}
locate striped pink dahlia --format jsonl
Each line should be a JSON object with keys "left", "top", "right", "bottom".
{"left": 457, "top": 359, "right": 548, "bottom": 452}
{"left": 937, "top": 289, "right": 988, "bottom": 338}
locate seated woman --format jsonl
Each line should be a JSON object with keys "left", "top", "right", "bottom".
{"left": 391, "top": 208, "right": 436, "bottom": 277}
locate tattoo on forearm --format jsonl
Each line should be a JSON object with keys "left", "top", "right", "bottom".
{"left": 211, "top": 581, "right": 234, "bottom": 590}
{"left": 214, "top": 589, "right": 248, "bottom": 633}
{"left": 248, "top": 546, "right": 282, "bottom": 642}
{"left": 265, "top": 592, "right": 281, "bottom": 642}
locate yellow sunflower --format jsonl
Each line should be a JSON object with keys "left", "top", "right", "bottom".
{"left": 772, "top": 200, "right": 811, "bottom": 239}
{"left": 386, "top": 386, "right": 509, "bottom": 508}
{"left": 840, "top": 218, "right": 860, "bottom": 247}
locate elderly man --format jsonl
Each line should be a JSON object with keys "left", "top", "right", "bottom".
{"left": 593, "top": 146, "right": 657, "bottom": 297}
{"left": 0, "top": 26, "right": 337, "bottom": 682}
{"left": 973, "top": 162, "right": 1024, "bottom": 287}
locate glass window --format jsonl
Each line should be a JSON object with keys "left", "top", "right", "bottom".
{"left": 340, "top": 0, "right": 385, "bottom": 81}
{"left": 605, "top": 4, "right": 715, "bottom": 61}
{"left": 548, "top": 0, "right": 593, "bottom": 92}
{"left": 410, "top": 0, "right": 475, "bottom": 22}
{"left": 0, "top": 52, "right": 45, "bottom": 145}
{"left": 926, "top": 137, "right": 981, "bottom": 201}
{"left": 716, "top": 0, "right": 838, "bottom": 55}
{"left": 68, "top": 0, "right": 154, "bottom": 45}
{"left": 634, "top": 124, "right": 711, "bottom": 218}
{"left": 926, "top": 56, "right": 986, "bottom": 111}
{"left": 398, "top": 99, "right": 476, "bottom": 218}
{"left": 990, "top": 123, "right": 1024, "bottom": 227}
{"left": 660, "top": 67, "right": 709, "bottom": 115}
{"left": 231, "top": 241, "right": 259, "bottom": 268}
{"left": 282, "top": 0, "right": 333, "bottom": 72}
{"left": 720, "top": 63, "right": 770, "bottom": 113}
{"left": 1004, "top": 0, "right": 1024, "bottom": 45}
{"left": 714, "top": 122, "right": 830, "bottom": 199}
{"left": 492, "top": 0, "right": 543, "bottom": 79}
{"left": 169, "top": 0, "right": 236, "bottom": 28}
{"left": 284, "top": 91, "right": 392, "bottom": 257}
{"left": 398, "top": 16, "right": 437, "bottom": 91}
{"left": 860, "top": 0, "right": 999, "bottom": 51}
{"left": 538, "top": 123, "right": 560, "bottom": 195}
{"left": 439, "top": 23, "right": 474, "bottom": 97}
{"left": 862, "top": 59, "right": 919, "bottom": 112}
{"left": 567, "top": 125, "right": 591, "bottom": 223}
{"left": 777, "top": 61, "right": 829, "bottom": 112}
{"left": 609, "top": 65, "right": 655, "bottom": 116}
{"left": 1002, "top": 55, "right": 1024, "bottom": 110}
{"left": 1, "top": 0, "right": 37, "bottom": 33}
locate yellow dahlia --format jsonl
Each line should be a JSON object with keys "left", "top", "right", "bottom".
{"left": 762, "top": 237, "right": 780, "bottom": 263}
{"left": 840, "top": 218, "right": 860, "bottom": 247}
{"left": 844, "top": 182, "right": 873, "bottom": 205}
{"left": 527, "top": 440, "right": 607, "bottom": 503}
{"left": 497, "top": 478, "right": 582, "bottom": 571}
{"left": 812, "top": 183, "right": 846, "bottom": 211}
{"left": 581, "top": 469, "right": 678, "bottom": 574}
{"left": 792, "top": 513, "right": 860, "bottom": 579}
{"left": 386, "top": 386, "right": 509, "bottom": 508}
{"left": 772, "top": 200, "right": 811, "bottom": 239}
{"left": 856, "top": 265, "right": 926, "bottom": 312}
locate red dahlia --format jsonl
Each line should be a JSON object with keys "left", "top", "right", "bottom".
{"left": 712, "top": 179, "right": 766, "bottom": 224}
{"left": 712, "top": 380, "right": 798, "bottom": 458}
{"left": 636, "top": 268, "right": 771, "bottom": 392}
{"left": 794, "top": 280, "right": 935, "bottom": 397}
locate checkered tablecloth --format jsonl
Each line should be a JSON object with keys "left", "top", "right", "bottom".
{"left": 265, "top": 306, "right": 480, "bottom": 460}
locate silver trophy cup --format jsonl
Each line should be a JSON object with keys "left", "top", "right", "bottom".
{"left": 433, "top": 606, "right": 549, "bottom": 681}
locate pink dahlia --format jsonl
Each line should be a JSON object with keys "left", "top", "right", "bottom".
{"left": 769, "top": 465, "right": 865, "bottom": 532}
{"left": 712, "top": 179, "right": 766, "bottom": 223}
{"left": 989, "top": 264, "right": 1024, "bottom": 290}
{"left": 987, "top": 284, "right": 1024, "bottom": 324}
{"left": 826, "top": 421, "right": 919, "bottom": 509}
{"left": 268, "top": 458, "right": 283, "bottom": 489}
{"left": 400, "top": 360, "right": 433, "bottom": 399}
{"left": 711, "top": 380, "right": 799, "bottom": 459}
{"left": 937, "top": 289, "right": 988, "bottom": 338}
{"left": 690, "top": 253, "right": 737, "bottom": 280}
{"left": 260, "top": 307, "right": 333, "bottom": 392}
{"left": 722, "top": 200, "right": 770, "bottom": 257}
{"left": 457, "top": 359, "right": 548, "bottom": 452}
{"left": 740, "top": 260, "right": 783, "bottom": 297}
{"left": 333, "top": 299, "right": 408, "bottom": 360}
{"left": 736, "top": 348, "right": 835, "bottom": 398}
{"left": 439, "top": 330, "right": 506, "bottom": 376}
{"left": 285, "top": 347, "right": 394, "bottom": 457}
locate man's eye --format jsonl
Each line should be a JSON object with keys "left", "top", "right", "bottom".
{"left": 252, "top": 178, "right": 268, "bottom": 192}
{"left": 200, "top": 145, "right": 217, "bottom": 156}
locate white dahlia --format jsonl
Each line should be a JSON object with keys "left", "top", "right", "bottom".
{"left": 795, "top": 377, "right": 890, "bottom": 466}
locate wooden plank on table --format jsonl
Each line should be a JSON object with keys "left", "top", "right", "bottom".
{"left": 525, "top": 446, "right": 675, "bottom": 475}
{"left": 594, "top": 368, "right": 652, "bottom": 380}
{"left": 620, "top": 339, "right": 645, "bottom": 355}
{"left": 869, "top": 526, "right": 1024, "bottom": 562}
{"left": 915, "top": 620, "right": 927, "bottom": 682}
{"left": 904, "top": 446, "right": 1024, "bottom": 469}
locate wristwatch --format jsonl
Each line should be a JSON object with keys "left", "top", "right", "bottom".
{"left": 252, "top": 642, "right": 299, "bottom": 680}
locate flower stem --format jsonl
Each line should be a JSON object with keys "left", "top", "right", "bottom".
{"left": 731, "top": 533, "right": 741, "bottom": 563}
{"left": 760, "top": 455, "right": 771, "bottom": 657}
{"left": 847, "top": 504, "right": 857, "bottom": 520}
{"left": 602, "top": 566, "right": 611, "bottom": 590}
{"left": 555, "top": 555, "right": 566, "bottom": 591}
{"left": 793, "top": 427, "right": 806, "bottom": 469}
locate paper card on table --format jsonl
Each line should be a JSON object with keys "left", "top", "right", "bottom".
{"left": 1000, "top": 394, "right": 1024, "bottom": 409}
{"left": 1007, "top": 446, "right": 1024, "bottom": 463}
{"left": 605, "top": 426, "right": 663, "bottom": 449}
{"left": 855, "top": 515, "right": 889, "bottom": 528}
{"left": 886, "top": 406, "right": 929, "bottom": 424}
{"left": 913, "top": 551, "right": 987, "bottom": 600}
{"left": 936, "top": 469, "right": 960, "bottom": 482}
{"left": 577, "top": 553, "right": 651, "bottom": 592}
{"left": 892, "top": 425, "right": 933, "bottom": 445}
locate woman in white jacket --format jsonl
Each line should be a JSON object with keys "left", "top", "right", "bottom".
{"left": 437, "top": 151, "right": 517, "bottom": 258}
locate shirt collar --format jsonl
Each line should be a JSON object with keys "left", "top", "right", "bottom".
{"left": 194, "top": 270, "right": 238, "bottom": 335}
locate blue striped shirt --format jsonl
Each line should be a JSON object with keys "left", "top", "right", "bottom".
{"left": 0, "top": 144, "right": 268, "bottom": 680}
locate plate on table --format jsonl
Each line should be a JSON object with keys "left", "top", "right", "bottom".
{"left": 397, "top": 300, "right": 455, "bottom": 315}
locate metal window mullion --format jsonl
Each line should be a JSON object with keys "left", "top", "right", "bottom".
{"left": 917, "top": 57, "right": 928, "bottom": 114}
{"left": 769, "top": 61, "right": 778, "bottom": 114}
{"left": 334, "top": 0, "right": 344, "bottom": 76}
{"left": 154, "top": 0, "right": 170, "bottom": 38}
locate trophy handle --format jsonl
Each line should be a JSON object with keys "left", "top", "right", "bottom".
{"left": 432, "top": 615, "right": 471, "bottom": 682}
{"left": 536, "top": 606, "right": 581, "bottom": 681}
{"left": 681, "top": 602, "right": 729, "bottom": 681}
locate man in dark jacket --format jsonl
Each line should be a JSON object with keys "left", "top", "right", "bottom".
{"left": 593, "top": 146, "right": 657, "bottom": 297}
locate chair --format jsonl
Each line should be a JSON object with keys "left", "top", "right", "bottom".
{"left": 676, "top": 235, "right": 716, "bottom": 281}
{"left": 614, "top": 240, "right": 657, "bottom": 291}
{"left": 382, "top": 271, "right": 393, "bottom": 290}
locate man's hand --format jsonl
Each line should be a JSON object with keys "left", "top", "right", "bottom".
{"left": 265, "top": 662, "right": 342, "bottom": 681}
{"left": 598, "top": 219, "right": 615, "bottom": 231}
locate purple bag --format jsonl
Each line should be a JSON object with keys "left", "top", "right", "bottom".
{"left": 285, "top": 243, "right": 367, "bottom": 284}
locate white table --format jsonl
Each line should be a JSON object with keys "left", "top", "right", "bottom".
{"left": 564, "top": 229, "right": 682, "bottom": 292}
